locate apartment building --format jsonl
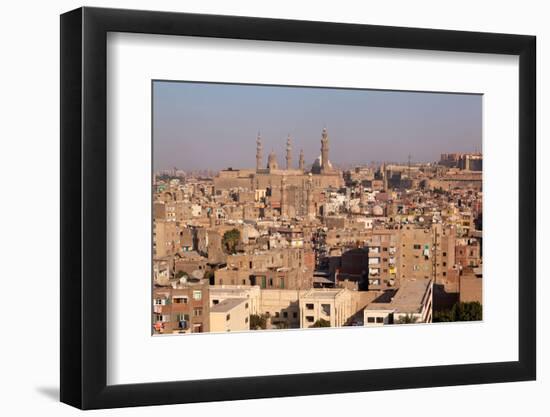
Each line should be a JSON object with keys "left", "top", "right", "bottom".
{"left": 153, "top": 281, "right": 210, "bottom": 334}
{"left": 299, "top": 288, "right": 354, "bottom": 328}
{"left": 210, "top": 298, "right": 250, "bottom": 333}
{"left": 364, "top": 279, "right": 433, "bottom": 326}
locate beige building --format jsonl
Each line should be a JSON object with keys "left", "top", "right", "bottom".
{"left": 398, "top": 226, "right": 433, "bottom": 280}
{"left": 209, "top": 298, "right": 251, "bottom": 333}
{"left": 209, "top": 285, "right": 261, "bottom": 315}
{"left": 260, "top": 289, "right": 305, "bottom": 328}
{"left": 153, "top": 219, "right": 180, "bottom": 258}
{"left": 364, "top": 279, "right": 433, "bottom": 326}
{"left": 299, "top": 288, "right": 354, "bottom": 328}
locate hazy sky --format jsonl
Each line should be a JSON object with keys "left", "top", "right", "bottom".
{"left": 153, "top": 81, "right": 482, "bottom": 172}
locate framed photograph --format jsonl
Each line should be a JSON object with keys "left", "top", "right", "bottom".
{"left": 60, "top": 6, "right": 536, "bottom": 410}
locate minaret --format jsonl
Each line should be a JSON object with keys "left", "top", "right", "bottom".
{"left": 286, "top": 134, "right": 292, "bottom": 170}
{"left": 299, "top": 149, "right": 305, "bottom": 171}
{"left": 382, "top": 162, "right": 388, "bottom": 191}
{"left": 256, "top": 133, "right": 263, "bottom": 172}
{"left": 320, "top": 127, "right": 329, "bottom": 172}
{"left": 280, "top": 175, "right": 286, "bottom": 217}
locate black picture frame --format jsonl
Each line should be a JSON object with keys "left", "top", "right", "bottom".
{"left": 60, "top": 6, "right": 536, "bottom": 410}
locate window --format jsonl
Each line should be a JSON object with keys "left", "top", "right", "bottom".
{"left": 212, "top": 299, "right": 219, "bottom": 305}
{"left": 269, "top": 278, "right": 273, "bottom": 287}
{"left": 376, "top": 317, "right": 384, "bottom": 323}
{"left": 306, "top": 316, "right": 314, "bottom": 323}
{"left": 442, "top": 252, "right": 447, "bottom": 257}
{"left": 279, "top": 278, "right": 285, "bottom": 289}
{"left": 245, "top": 317, "right": 248, "bottom": 323}
{"left": 193, "top": 308, "right": 202, "bottom": 317}
{"left": 226, "top": 314, "right": 230, "bottom": 321}
{"left": 292, "top": 312, "right": 298, "bottom": 319}
{"left": 413, "top": 244, "right": 421, "bottom": 250}
{"left": 175, "top": 313, "right": 189, "bottom": 321}
{"left": 172, "top": 296, "right": 187, "bottom": 304}
{"left": 367, "top": 317, "right": 375, "bottom": 323}
{"left": 283, "top": 311, "right": 288, "bottom": 318}
{"left": 321, "top": 304, "right": 331, "bottom": 316}
{"left": 154, "top": 298, "right": 164, "bottom": 305}
{"left": 245, "top": 303, "right": 249, "bottom": 309}
{"left": 193, "top": 290, "right": 202, "bottom": 300}
{"left": 306, "top": 303, "right": 314, "bottom": 310}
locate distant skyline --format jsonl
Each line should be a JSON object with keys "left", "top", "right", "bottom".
{"left": 153, "top": 81, "right": 482, "bottom": 172}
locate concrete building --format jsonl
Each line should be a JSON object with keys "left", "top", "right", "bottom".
{"left": 153, "top": 281, "right": 210, "bottom": 334}
{"left": 398, "top": 226, "right": 433, "bottom": 281}
{"left": 210, "top": 298, "right": 251, "bottom": 333}
{"left": 209, "top": 285, "right": 261, "bottom": 315}
{"left": 299, "top": 288, "right": 354, "bottom": 328}
{"left": 153, "top": 219, "right": 180, "bottom": 258}
{"left": 364, "top": 279, "right": 433, "bottom": 326}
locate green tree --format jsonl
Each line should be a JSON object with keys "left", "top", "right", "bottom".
{"left": 433, "top": 302, "right": 482, "bottom": 322}
{"left": 222, "top": 229, "right": 241, "bottom": 254}
{"left": 311, "top": 319, "right": 331, "bottom": 328}
{"left": 396, "top": 314, "right": 419, "bottom": 324}
{"left": 249, "top": 314, "right": 267, "bottom": 330}
{"left": 175, "top": 270, "right": 187, "bottom": 279}
{"left": 453, "top": 301, "right": 482, "bottom": 321}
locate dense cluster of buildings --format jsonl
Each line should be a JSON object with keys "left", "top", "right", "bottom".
{"left": 153, "top": 128, "right": 483, "bottom": 334}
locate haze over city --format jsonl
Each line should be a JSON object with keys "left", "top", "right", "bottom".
{"left": 153, "top": 81, "right": 482, "bottom": 172}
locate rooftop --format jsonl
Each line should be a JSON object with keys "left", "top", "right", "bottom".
{"left": 367, "top": 279, "right": 431, "bottom": 313}
{"left": 210, "top": 297, "right": 248, "bottom": 313}
{"left": 302, "top": 288, "right": 346, "bottom": 300}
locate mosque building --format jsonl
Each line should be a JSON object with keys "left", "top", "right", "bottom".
{"left": 213, "top": 127, "right": 344, "bottom": 218}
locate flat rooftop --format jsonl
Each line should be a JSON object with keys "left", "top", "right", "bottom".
{"left": 367, "top": 279, "right": 431, "bottom": 313}
{"left": 210, "top": 297, "right": 248, "bottom": 313}
{"left": 302, "top": 288, "right": 345, "bottom": 300}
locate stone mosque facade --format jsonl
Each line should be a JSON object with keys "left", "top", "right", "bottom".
{"left": 213, "top": 128, "right": 344, "bottom": 218}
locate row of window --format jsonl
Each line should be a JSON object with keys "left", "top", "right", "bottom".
{"left": 153, "top": 290, "right": 202, "bottom": 306}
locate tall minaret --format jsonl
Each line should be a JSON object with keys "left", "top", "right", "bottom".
{"left": 382, "top": 162, "right": 388, "bottom": 191}
{"left": 299, "top": 149, "right": 305, "bottom": 171}
{"left": 286, "top": 134, "right": 292, "bottom": 170}
{"left": 256, "top": 132, "right": 263, "bottom": 172}
{"left": 320, "top": 127, "right": 329, "bottom": 172}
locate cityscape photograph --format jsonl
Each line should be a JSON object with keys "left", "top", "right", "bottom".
{"left": 152, "top": 81, "right": 483, "bottom": 335}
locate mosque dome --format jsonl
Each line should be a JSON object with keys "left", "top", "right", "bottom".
{"left": 311, "top": 154, "right": 333, "bottom": 174}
